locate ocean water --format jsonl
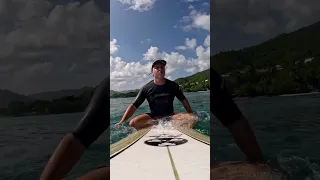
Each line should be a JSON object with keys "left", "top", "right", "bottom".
{"left": 0, "top": 92, "right": 210, "bottom": 179}
{"left": 212, "top": 93, "right": 320, "bottom": 180}
{"left": 0, "top": 92, "right": 319, "bottom": 179}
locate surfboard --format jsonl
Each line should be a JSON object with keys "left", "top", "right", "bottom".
{"left": 110, "top": 123, "right": 210, "bottom": 180}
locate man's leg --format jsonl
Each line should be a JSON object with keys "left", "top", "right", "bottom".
{"left": 171, "top": 112, "right": 198, "bottom": 128}
{"left": 129, "top": 113, "right": 155, "bottom": 130}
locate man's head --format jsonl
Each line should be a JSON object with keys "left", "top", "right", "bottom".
{"left": 151, "top": 60, "right": 166, "bottom": 79}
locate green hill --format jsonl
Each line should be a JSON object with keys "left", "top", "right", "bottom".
{"left": 28, "top": 87, "right": 94, "bottom": 101}
{"left": 0, "top": 89, "right": 36, "bottom": 108}
{"left": 212, "top": 20, "right": 320, "bottom": 97}
{"left": 174, "top": 69, "right": 209, "bottom": 92}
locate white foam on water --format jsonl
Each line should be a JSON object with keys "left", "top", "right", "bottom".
{"left": 153, "top": 118, "right": 175, "bottom": 136}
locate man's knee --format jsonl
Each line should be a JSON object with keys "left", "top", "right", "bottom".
{"left": 129, "top": 119, "right": 135, "bottom": 127}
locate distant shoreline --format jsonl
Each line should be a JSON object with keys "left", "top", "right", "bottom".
{"left": 2, "top": 91, "right": 319, "bottom": 118}
{"left": 278, "top": 91, "right": 320, "bottom": 97}
{"left": 110, "top": 90, "right": 209, "bottom": 99}
{"left": 232, "top": 91, "right": 320, "bottom": 100}
{"left": 110, "top": 90, "right": 320, "bottom": 99}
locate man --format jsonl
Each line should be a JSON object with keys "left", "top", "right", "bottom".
{"left": 115, "top": 59, "right": 198, "bottom": 130}
{"left": 40, "top": 61, "right": 263, "bottom": 180}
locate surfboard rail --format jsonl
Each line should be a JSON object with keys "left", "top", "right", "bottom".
{"left": 110, "top": 127, "right": 151, "bottom": 158}
{"left": 176, "top": 127, "right": 210, "bottom": 145}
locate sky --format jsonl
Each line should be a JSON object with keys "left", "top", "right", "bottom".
{"left": 110, "top": 0, "right": 210, "bottom": 91}
{"left": 1, "top": 0, "right": 319, "bottom": 94}
{"left": 0, "top": 0, "right": 109, "bottom": 95}
{"left": 211, "top": 0, "right": 320, "bottom": 55}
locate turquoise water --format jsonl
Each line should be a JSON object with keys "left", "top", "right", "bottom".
{"left": 0, "top": 92, "right": 319, "bottom": 179}
{"left": 110, "top": 92, "right": 210, "bottom": 144}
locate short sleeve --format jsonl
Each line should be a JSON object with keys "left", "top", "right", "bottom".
{"left": 132, "top": 87, "right": 146, "bottom": 108}
{"left": 211, "top": 69, "right": 242, "bottom": 127}
{"left": 175, "top": 83, "right": 186, "bottom": 101}
{"left": 72, "top": 77, "right": 109, "bottom": 148}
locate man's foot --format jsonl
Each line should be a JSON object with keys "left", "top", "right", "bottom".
{"left": 171, "top": 113, "right": 199, "bottom": 129}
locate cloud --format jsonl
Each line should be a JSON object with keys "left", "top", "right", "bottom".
{"left": 110, "top": 39, "right": 120, "bottom": 55}
{"left": 175, "top": 46, "right": 188, "bottom": 50}
{"left": 204, "top": 35, "right": 210, "bottom": 47}
{"left": 212, "top": 0, "right": 320, "bottom": 35}
{"left": 117, "top": 0, "right": 156, "bottom": 12}
{"left": 178, "top": 8, "right": 210, "bottom": 32}
{"left": 142, "top": 46, "right": 160, "bottom": 61}
{"left": 240, "top": 18, "right": 277, "bottom": 35}
{"left": 185, "top": 38, "right": 197, "bottom": 49}
{"left": 0, "top": 0, "right": 109, "bottom": 94}
{"left": 202, "top": 2, "right": 209, "bottom": 6}
{"left": 184, "top": 0, "right": 199, "bottom": 3}
{"left": 110, "top": 55, "right": 152, "bottom": 91}
{"left": 175, "top": 38, "right": 197, "bottom": 50}
{"left": 140, "top": 38, "right": 152, "bottom": 44}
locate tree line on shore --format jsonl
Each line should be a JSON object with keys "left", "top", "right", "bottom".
{"left": 0, "top": 90, "right": 94, "bottom": 117}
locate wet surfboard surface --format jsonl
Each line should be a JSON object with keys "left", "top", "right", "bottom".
{"left": 110, "top": 123, "right": 210, "bottom": 180}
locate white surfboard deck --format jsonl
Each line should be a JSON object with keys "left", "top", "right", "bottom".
{"left": 110, "top": 124, "right": 210, "bottom": 180}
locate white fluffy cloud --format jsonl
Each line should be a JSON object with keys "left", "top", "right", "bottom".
{"left": 110, "top": 39, "right": 120, "bottom": 55}
{"left": 175, "top": 38, "right": 197, "bottom": 50}
{"left": 117, "top": 0, "right": 156, "bottom": 12}
{"left": 142, "top": 46, "right": 160, "bottom": 61}
{"left": 179, "top": 8, "right": 210, "bottom": 32}
{"left": 204, "top": 35, "right": 210, "bottom": 47}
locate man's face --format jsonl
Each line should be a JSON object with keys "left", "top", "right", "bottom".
{"left": 152, "top": 63, "right": 165, "bottom": 78}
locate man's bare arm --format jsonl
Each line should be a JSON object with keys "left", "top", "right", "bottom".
{"left": 227, "top": 115, "right": 264, "bottom": 162}
{"left": 181, "top": 99, "right": 193, "bottom": 113}
{"left": 117, "top": 104, "right": 137, "bottom": 125}
{"left": 40, "top": 133, "right": 86, "bottom": 180}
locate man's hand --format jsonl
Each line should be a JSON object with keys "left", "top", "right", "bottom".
{"left": 115, "top": 122, "right": 124, "bottom": 126}
{"left": 117, "top": 104, "right": 136, "bottom": 127}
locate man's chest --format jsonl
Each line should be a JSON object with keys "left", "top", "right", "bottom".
{"left": 146, "top": 88, "right": 175, "bottom": 103}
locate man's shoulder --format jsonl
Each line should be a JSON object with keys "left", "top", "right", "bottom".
{"left": 141, "top": 80, "right": 154, "bottom": 89}
{"left": 165, "top": 78, "right": 179, "bottom": 87}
